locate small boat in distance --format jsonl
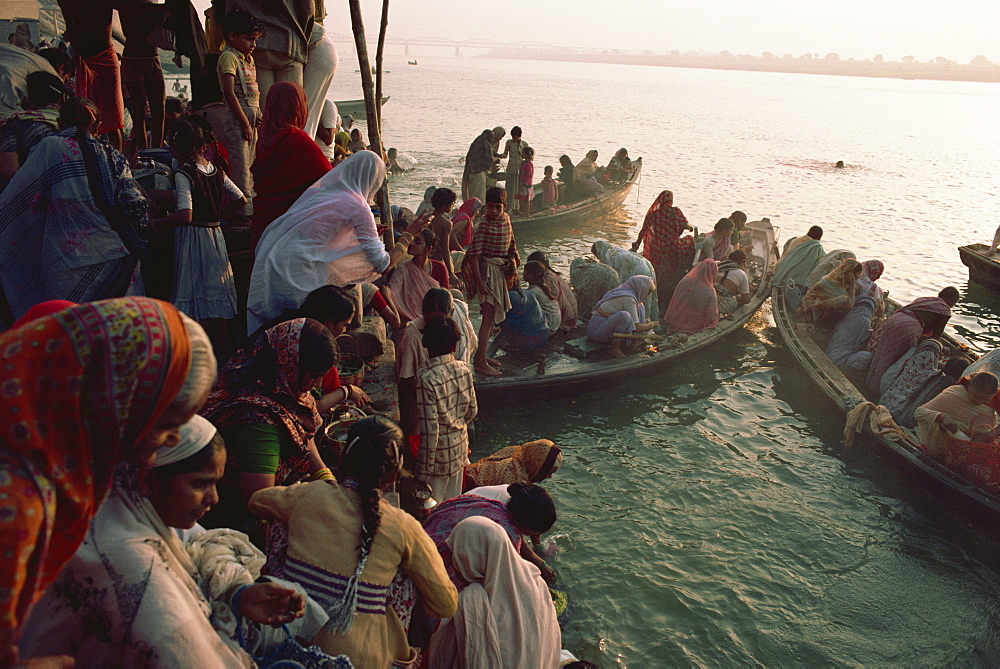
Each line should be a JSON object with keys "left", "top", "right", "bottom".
{"left": 408, "top": 60, "right": 418, "bottom": 65}
{"left": 509, "top": 158, "right": 642, "bottom": 228}
{"left": 958, "top": 243, "right": 1000, "bottom": 291}
{"left": 334, "top": 97, "right": 390, "bottom": 121}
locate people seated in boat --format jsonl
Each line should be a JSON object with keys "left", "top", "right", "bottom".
{"left": 915, "top": 371, "right": 999, "bottom": 461}
{"left": 938, "top": 285, "right": 960, "bottom": 308}
{"left": 387, "top": 228, "right": 450, "bottom": 324}
{"left": 489, "top": 275, "right": 553, "bottom": 355}
{"left": 592, "top": 240, "right": 659, "bottom": 320}
{"left": 663, "top": 260, "right": 720, "bottom": 336}
{"left": 696, "top": 218, "right": 736, "bottom": 265}
{"left": 880, "top": 339, "right": 969, "bottom": 428}
{"left": 588, "top": 276, "right": 657, "bottom": 358}
{"left": 18, "top": 416, "right": 310, "bottom": 667}
{"left": 527, "top": 251, "right": 578, "bottom": 331}
{"left": 825, "top": 295, "right": 877, "bottom": 382}
{"left": 607, "top": 148, "right": 632, "bottom": 182}
{"left": 803, "top": 249, "right": 856, "bottom": 288}
{"left": 797, "top": 258, "right": 863, "bottom": 325}
{"left": 715, "top": 250, "right": 752, "bottom": 316}
{"left": 250, "top": 416, "right": 458, "bottom": 667}
{"left": 964, "top": 349, "right": 1000, "bottom": 378}
{"left": 632, "top": 190, "right": 696, "bottom": 313}
{"left": 449, "top": 197, "right": 482, "bottom": 250}
{"left": 557, "top": 154, "right": 576, "bottom": 203}
{"left": 397, "top": 287, "right": 478, "bottom": 438}
{"left": 570, "top": 257, "right": 620, "bottom": 320}
{"left": 426, "top": 517, "right": 562, "bottom": 669}
{"left": 523, "top": 260, "right": 562, "bottom": 337}
{"left": 864, "top": 295, "right": 952, "bottom": 397}
{"left": 464, "top": 439, "right": 563, "bottom": 490}
{"left": 423, "top": 482, "right": 558, "bottom": 586}
{"left": 774, "top": 226, "right": 826, "bottom": 288}
{"left": 573, "top": 150, "right": 604, "bottom": 196}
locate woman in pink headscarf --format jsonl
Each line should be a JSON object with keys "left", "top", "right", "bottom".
{"left": 449, "top": 197, "right": 482, "bottom": 250}
{"left": 864, "top": 295, "right": 952, "bottom": 396}
{"left": 663, "top": 259, "right": 720, "bottom": 335}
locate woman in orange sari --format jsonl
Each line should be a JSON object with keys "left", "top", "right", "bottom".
{"left": 0, "top": 297, "right": 217, "bottom": 664}
{"left": 250, "top": 82, "right": 332, "bottom": 252}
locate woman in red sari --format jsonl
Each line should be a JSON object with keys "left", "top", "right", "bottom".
{"left": 250, "top": 82, "right": 332, "bottom": 252}
{"left": 0, "top": 297, "right": 217, "bottom": 664}
{"left": 632, "top": 190, "right": 696, "bottom": 313}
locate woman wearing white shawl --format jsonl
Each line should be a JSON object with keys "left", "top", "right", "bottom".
{"left": 428, "top": 516, "right": 561, "bottom": 669}
{"left": 18, "top": 416, "right": 309, "bottom": 667}
{"left": 248, "top": 150, "right": 428, "bottom": 333}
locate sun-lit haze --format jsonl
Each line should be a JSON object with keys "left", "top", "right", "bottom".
{"left": 194, "top": 0, "right": 1000, "bottom": 64}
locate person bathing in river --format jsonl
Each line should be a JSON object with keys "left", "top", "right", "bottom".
{"left": 696, "top": 218, "right": 736, "bottom": 264}
{"left": 715, "top": 250, "right": 752, "bottom": 316}
{"left": 588, "top": 275, "right": 657, "bottom": 358}
{"left": 915, "top": 371, "right": 999, "bottom": 461}
{"left": 464, "top": 187, "right": 519, "bottom": 376}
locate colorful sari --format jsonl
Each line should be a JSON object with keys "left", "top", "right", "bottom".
{"left": 0, "top": 298, "right": 191, "bottom": 656}
{"left": 797, "top": 258, "right": 862, "bottom": 324}
{"left": 865, "top": 297, "right": 951, "bottom": 395}
{"left": 465, "top": 440, "right": 562, "bottom": 489}
{"left": 250, "top": 82, "right": 331, "bottom": 252}
{"left": 423, "top": 495, "right": 523, "bottom": 589}
{"left": 639, "top": 191, "right": 695, "bottom": 306}
{"left": 663, "top": 259, "right": 720, "bottom": 335}
{"left": 0, "top": 129, "right": 147, "bottom": 321}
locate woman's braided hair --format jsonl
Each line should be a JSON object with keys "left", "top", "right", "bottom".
{"left": 338, "top": 415, "right": 403, "bottom": 563}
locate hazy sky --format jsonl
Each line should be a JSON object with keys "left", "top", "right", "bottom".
{"left": 195, "top": 1, "right": 1000, "bottom": 63}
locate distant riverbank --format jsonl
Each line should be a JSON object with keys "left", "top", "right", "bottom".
{"left": 486, "top": 49, "right": 1000, "bottom": 84}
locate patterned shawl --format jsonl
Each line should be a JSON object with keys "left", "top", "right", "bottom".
{"left": 881, "top": 338, "right": 946, "bottom": 424}
{"left": 465, "top": 440, "right": 562, "bottom": 488}
{"left": 201, "top": 319, "right": 320, "bottom": 483}
{"left": 0, "top": 298, "right": 191, "bottom": 642}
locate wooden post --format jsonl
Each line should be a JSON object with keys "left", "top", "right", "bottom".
{"left": 347, "top": 0, "right": 393, "bottom": 251}
{"left": 375, "top": 0, "right": 389, "bottom": 132}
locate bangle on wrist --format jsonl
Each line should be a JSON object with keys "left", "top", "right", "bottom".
{"left": 344, "top": 385, "right": 352, "bottom": 402}
{"left": 231, "top": 584, "right": 251, "bottom": 617}
{"left": 311, "top": 467, "right": 334, "bottom": 482}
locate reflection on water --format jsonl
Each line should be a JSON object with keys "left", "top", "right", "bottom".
{"left": 335, "top": 57, "right": 1000, "bottom": 665}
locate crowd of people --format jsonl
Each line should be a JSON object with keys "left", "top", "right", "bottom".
{"left": 460, "top": 126, "right": 634, "bottom": 216}
{"left": 776, "top": 230, "right": 1000, "bottom": 485}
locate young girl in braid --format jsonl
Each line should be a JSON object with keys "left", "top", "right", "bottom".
{"left": 249, "top": 416, "right": 457, "bottom": 667}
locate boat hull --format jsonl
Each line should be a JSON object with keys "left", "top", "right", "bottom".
{"left": 959, "top": 243, "right": 1000, "bottom": 290}
{"left": 334, "top": 97, "right": 390, "bottom": 121}
{"left": 771, "top": 286, "right": 1000, "bottom": 517}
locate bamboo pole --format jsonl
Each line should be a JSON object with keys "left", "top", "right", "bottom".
{"left": 375, "top": 0, "right": 389, "bottom": 132}
{"left": 347, "top": 0, "right": 393, "bottom": 250}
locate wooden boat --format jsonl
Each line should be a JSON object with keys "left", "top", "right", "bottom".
{"left": 771, "top": 286, "right": 1000, "bottom": 515}
{"left": 473, "top": 217, "right": 779, "bottom": 401}
{"left": 959, "top": 243, "right": 1000, "bottom": 290}
{"left": 508, "top": 158, "right": 642, "bottom": 228}
{"left": 335, "top": 96, "right": 390, "bottom": 121}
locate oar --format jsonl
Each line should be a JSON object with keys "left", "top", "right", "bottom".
{"left": 610, "top": 332, "right": 666, "bottom": 342}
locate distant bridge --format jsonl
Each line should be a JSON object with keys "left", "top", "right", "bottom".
{"left": 326, "top": 33, "right": 557, "bottom": 56}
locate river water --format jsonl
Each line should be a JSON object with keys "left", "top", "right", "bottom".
{"left": 332, "top": 56, "right": 1000, "bottom": 666}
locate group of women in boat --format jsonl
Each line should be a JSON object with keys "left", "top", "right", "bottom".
{"left": 778, "top": 235, "right": 1000, "bottom": 486}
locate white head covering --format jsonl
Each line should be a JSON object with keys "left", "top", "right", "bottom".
{"left": 154, "top": 415, "right": 217, "bottom": 467}
{"left": 427, "top": 516, "right": 561, "bottom": 669}
{"left": 247, "top": 151, "right": 389, "bottom": 333}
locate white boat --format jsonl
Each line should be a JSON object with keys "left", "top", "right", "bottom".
{"left": 334, "top": 96, "right": 390, "bottom": 121}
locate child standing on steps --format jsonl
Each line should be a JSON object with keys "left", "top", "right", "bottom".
{"left": 216, "top": 8, "right": 263, "bottom": 225}
{"left": 152, "top": 119, "right": 244, "bottom": 353}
